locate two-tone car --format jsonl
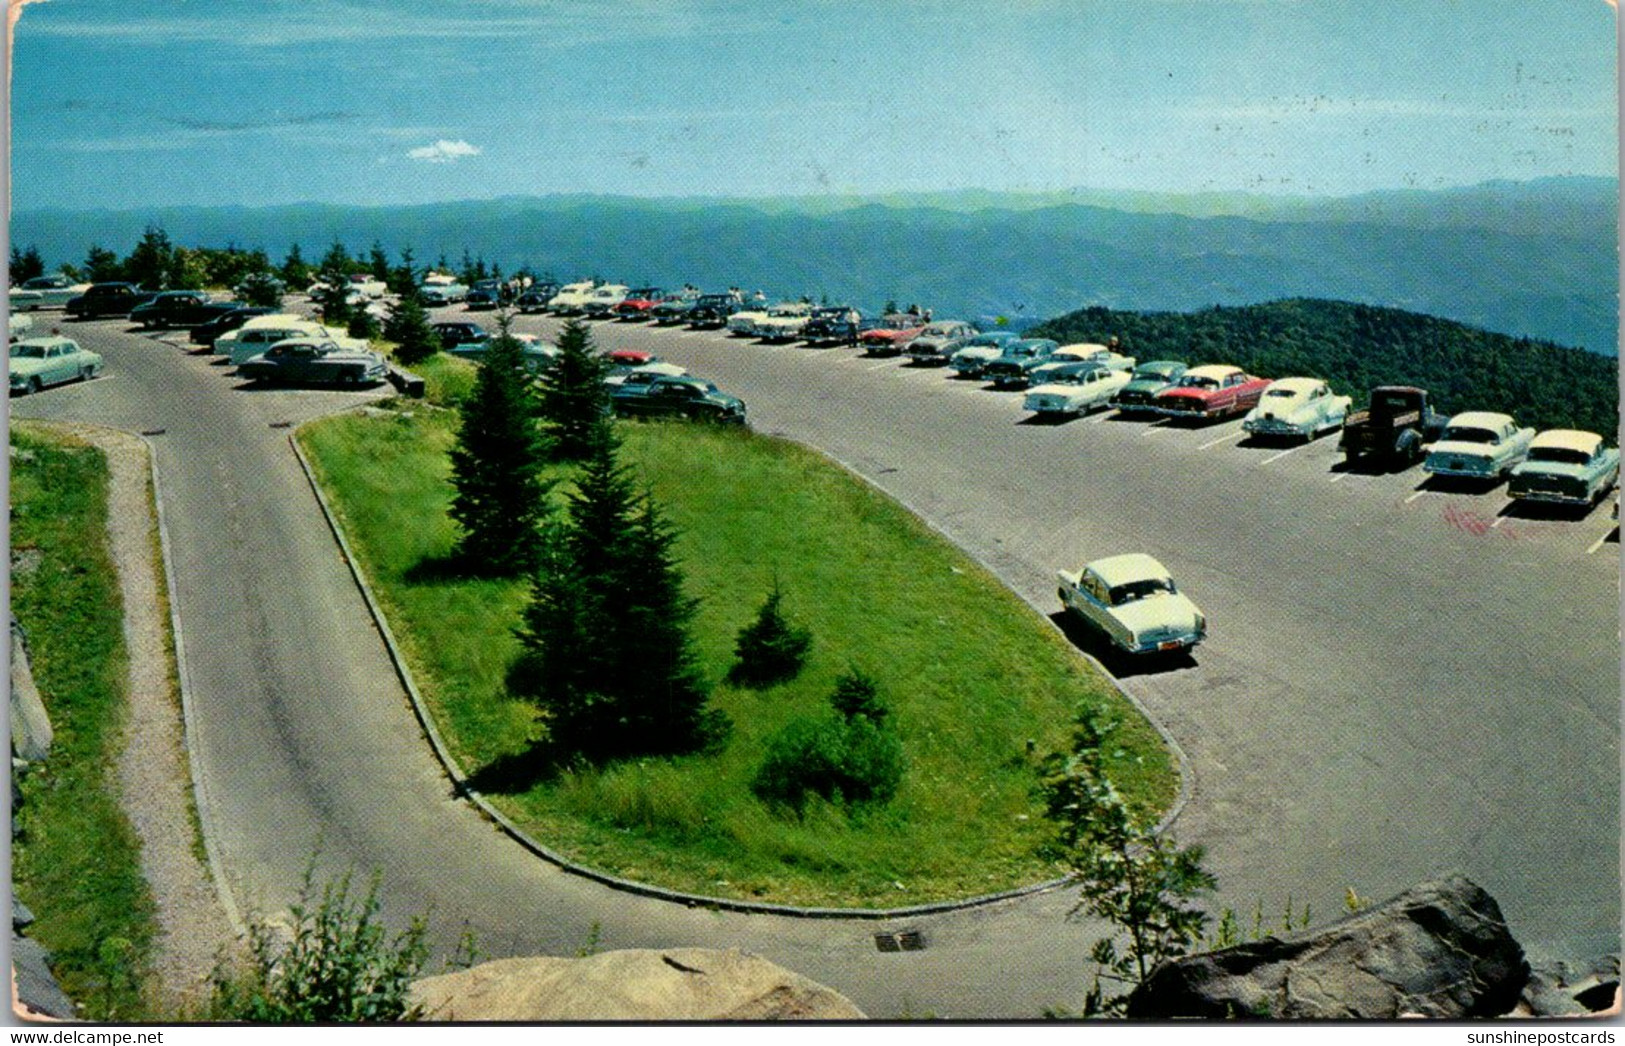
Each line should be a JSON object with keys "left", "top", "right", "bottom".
{"left": 219, "top": 315, "right": 367, "bottom": 364}
{"left": 1507, "top": 430, "right": 1620, "bottom": 507}
{"left": 611, "top": 374, "right": 747, "bottom": 423}
{"left": 982, "top": 338, "right": 1060, "bottom": 388}
{"left": 238, "top": 338, "right": 388, "bottom": 387}
{"left": 611, "top": 288, "right": 669, "bottom": 321}
{"left": 903, "top": 320, "right": 978, "bottom": 364}
{"left": 1422, "top": 411, "right": 1536, "bottom": 482}
{"left": 581, "top": 284, "right": 632, "bottom": 318}
{"left": 10, "top": 275, "right": 89, "bottom": 311}
{"left": 547, "top": 281, "right": 596, "bottom": 314}
{"left": 449, "top": 332, "right": 560, "bottom": 371}
{"left": 1110, "top": 360, "right": 1188, "bottom": 415}
{"left": 1050, "top": 342, "right": 1136, "bottom": 372}
{"left": 1241, "top": 377, "right": 1353, "bottom": 441}
{"left": 9, "top": 336, "right": 103, "bottom": 394}
{"left": 1057, "top": 553, "right": 1206, "bottom": 656}
{"left": 753, "top": 301, "right": 814, "bottom": 341}
{"left": 1022, "top": 362, "right": 1133, "bottom": 418}
{"left": 1151, "top": 365, "right": 1270, "bottom": 421}
{"left": 417, "top": 281, "right": 468, "bottom": 305}
{"left": 948, "top": 331, "right": 1021, "bottom": 377}
{"left": 859, "top": 314, "right": 927, "bottom": 356}
{"left": 726, "top": 302, "right": 776, "bottom": 337}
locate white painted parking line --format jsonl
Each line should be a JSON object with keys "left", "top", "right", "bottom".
{"left": 1086, "top": 410, "right": 1115, "bottom": 424}
{"left": 1586, "top": 530, "right": 1615, "bottom": 555}
{"left": 1328, "top": 471, "right": 1348, "bottom": 483}
{"left": 1198, "top": 430, "right": 1246, "bottom": 451}
{"left": 1490, "top": 515, "right": 1507, "bottom": 529}
{"left": 1260, "top": 443, "right": 1307, "bottom": 465}
{"left": 865, "top": 361, "right": 897, "bottom": 371}
{"left": 1404, "top": 488, "right": 1432, "bottom": 504}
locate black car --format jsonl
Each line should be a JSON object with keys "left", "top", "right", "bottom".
{"left": 465, "top": 279, "right": 508, "bottom": 310}
{"left": 801, "top": 306, "right": 863, "bottom": 346}
{"left": 686, "top": 293, "right": 743, "bottom": 329}
{"left": 190, "top": 306, "right": 277, "bottom": 347}
{"left": 129, "top": 290, "right": 225, "bottom": 329}
{"left": 516, "top": 283, "right": 560, "bottom": 313}
{"left": 65, "top": 282, "right": 155, "bottom": 319}
{"left": 431, "top": 321, "right": 489, "bottom": 348}
{"left": 612, "top": 374, "right": 746, "bottom": 423}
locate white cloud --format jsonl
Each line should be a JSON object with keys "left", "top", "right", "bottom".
{"left": 407, "top": 139, "right": 482, "bottom": 163}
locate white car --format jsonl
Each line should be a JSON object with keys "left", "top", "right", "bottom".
{"left": 218, "top": 314, "right": 368, "bottom": 365}
{"left": 1057, "top": 553, "right": 1206, "bottom": 656}
{"left": 1423, "top": 411, "right": 1536, "bottom": 481}
{"left": 547, "top": 281, "right": 597, "bottom": 315}
{"left": 417, "top": 282, "right": 468, "bottom": 305}
{"left": 347, "top": 274, "right": 388, "bottom": 299}
{"left": 1050, "top": 343, "right": 1136, "bottom": 371}
{"left": 726, "top": 303, "right": 775, "bottom": 336}
{"left": 753, "top": 302, "right": 814, "bottom": 341}
{"left": 580, "top": 284, "right": 630, "bottom": 318}
{"left": 9, "top": 312, "right": 34, "bottom": 341}
{"left": 1241, "top": 377, "right": 1353, "bottom": 441}
{"left": 1023, "top": 363, "right": 1133, "bottom": 417}
{"left": 10, "top": 275, "right": 90, "bottom": 310}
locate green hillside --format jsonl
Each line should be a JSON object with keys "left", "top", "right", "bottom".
{"left": 1030, "top": 298, "right": 1619, "bottom": 437}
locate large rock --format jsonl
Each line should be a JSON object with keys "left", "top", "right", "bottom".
{"left": 9, "top": 617, "right": 52, "bottom": 763}
{"left": 409, "top": 948, "right": 865, "bottom": 1021}
{"left": 1126, "top": 874, "right": 1529, "bottom": 1019}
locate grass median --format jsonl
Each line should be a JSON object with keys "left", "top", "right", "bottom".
{"left": 298, "top": 408, "right": 1177, "bottom": 907}
{"left": 10, "top": 424, "right": 157, "bottom": 1019}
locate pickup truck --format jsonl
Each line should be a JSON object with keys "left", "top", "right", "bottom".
{"left": 1338, "top": 385, "right": 1448, "bottom": 466}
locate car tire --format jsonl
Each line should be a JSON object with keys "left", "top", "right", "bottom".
{"left": 79, "top": 367, "right": 92, "bottom": 383}
{"left": 27, "top": 377, "right": 41, "bottom": 395}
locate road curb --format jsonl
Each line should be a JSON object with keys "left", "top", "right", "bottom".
{"left": 289, "top": 419, "right": 1085, "bottom": 920}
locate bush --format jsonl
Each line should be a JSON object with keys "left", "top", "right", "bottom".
{"left": 829, "top": 668, "right": 887, "bottom": 723}
{"left": 347, "top": 309, "right": 381, "bottom": 341}
{"left": 751, "top": 672, "right": 903, "bottom": 814}
{"left": 728, "top": 582, "right": 812, "bottom": 686}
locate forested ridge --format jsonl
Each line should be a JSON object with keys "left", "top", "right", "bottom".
{"left": 1030, "top": 298, "right": 1619, "bottom": 437}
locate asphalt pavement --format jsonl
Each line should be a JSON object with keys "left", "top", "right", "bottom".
{"left": 10, "top": 305, "right": 1618, "bottom": 1017}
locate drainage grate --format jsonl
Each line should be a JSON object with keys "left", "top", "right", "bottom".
{"left": 140, "top": 428, "right": 166, "bottom": 436}
{"left": 873, "top": 930, "right": 925, "bottom": 953}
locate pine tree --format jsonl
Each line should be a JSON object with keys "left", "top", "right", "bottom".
{"left": 125, "top": 225, "right": 174, "bottom": 289}
{"left": 388, "top": 247, "right": 419, "bottom": 298}
{"left": 384, "top": 293, "right": 441, "bottom": 365}
{"left": 82, "top": 245, "right": 122, "bottom": 282}
{"left": 280, "top": 243, "right": 313, "bottom": 288}
{"left": 448, "top": 316, "right": 550, "bottom": 576}
{"left": 315, "top": 241, "right": 353, "bottom": 325}
{"left": 368, "top": 241, "right": 391, "bottom": 281}
{"left": 10, "top": 245, "right": 45, "bottom": 283}
{"left": 538, "top": 319, "right": 610, "bottom": 460}
{"left": 728, "top": 580, "right": 813, "bottom": 686}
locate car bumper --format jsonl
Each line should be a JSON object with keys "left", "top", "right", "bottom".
{"left": 1242, "top": 417, "right": 1311, "bottom": 436}
{"left": 1423, "top": 458, "right": 1498, "bottom": 478}
{"left": 1122, "top": 630, "right": 1204, "bottom": 655}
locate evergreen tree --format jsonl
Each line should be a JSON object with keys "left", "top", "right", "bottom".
{"left": 82, "top": 245, "right": 122, "bottom": 282}
{"left": 448, "top": 315, "right": 550, "bottom": 576}
{"left": 125, "top": 225, "right": 174, "bottom": 289}
{"left": 347, "top": 309, "right": 381, "bottom": 340}
{"left": 458, "top": 247, "right": 477, "bottom": 285}
{"left": 538, "top": 320, "right": 611, "bottom": 460}
{"left": 383, "top": 293, "right": 441, "bottom": 365}
{"left": 280, "top": 243, "right": 313, "bottom": 288}
{"left": 388, "top": 246, "right": 419, "bottom": 298}
{"left": 315, "top": 241, "right": 354, "bottom": 325}
{"left": 10, "top": 245, "right": 45, "bottom": 283}
{"left": 728, "top": 580, "right": 813, "bottom": 686}
{"left": 368, "top": 241, "right": 391, "bottom": 281}
{"left": 829, "top": 669, "right": 887, "bottom": 723}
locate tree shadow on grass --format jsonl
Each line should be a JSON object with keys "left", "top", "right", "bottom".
{"left": 403, "top": 550, "right": 475, "bottom": 585}
{"left": 463, "top": 741, "right": 566, "bottom": 795}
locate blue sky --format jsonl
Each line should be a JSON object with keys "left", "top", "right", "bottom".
{"left": 10, "top": 0, "right": 1618, "bottom": 210}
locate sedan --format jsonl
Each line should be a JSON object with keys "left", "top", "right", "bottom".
{"left": 612, "top": 375, "right": 746, "bottom": 423}
{"left": 1151, "top": 365, "right": 1270, "bottom": 421}
{"left": 1508, "top": 430, "right": 1621, "bottom": 507}
{"left": 1241, "top": 377, "right": 1353, "bottom": 441}
{"left": 431, "top": 322, "right": 490, "bottom": 349}
{"left": 949, "top": 331, "right": 1022, "bottom": 377}
{"left": 1023, "top": 363, "right": 1132, "bottom": 417}
{"left": 1057, "top": 553, "right": 1205, "bottom": 656}
{"left": 10, "top": 336, "right": 103, "bottom": 394}
{"left": 10, "top": 275, "right": 89, "bottom": 310}
{"left": 238, "top": 339, "right": 388, "bottom": 387}
{"left": 1423, "top": 411, "right": 1537, "bottom": 482}
{"left": 65, "top": 282, "right": 156, "bottom": 319}
{"left": 1111, "top": 360, "right": 1188, "bottom": 415}
{"left": 129, "top": 290, "right": 222, "bottom": 329}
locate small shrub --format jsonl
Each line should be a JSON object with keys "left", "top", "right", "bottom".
{"left": 829, "top": 668, "right": 887, "bottom": 723}
{"left": 752, "top": 673, "right": 904, "bottom": 814}
{"left": 728, "top": 582, "right": 812, "bottom": 686}
{"left": 347, "top": 309, "right": 381, "bottom": 340}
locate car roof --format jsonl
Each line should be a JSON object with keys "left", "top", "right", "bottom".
{"left": 236, "top": 313, "right": 312, "bottom": 330}
{"left": 1446, "top": 411, "right": 1516, "bottom": 429}
{"left": 1264, "top": 377, "right": 1325, "bottom": 395}
{"left": 1086, "top": 553, "right": 1173, "bottom": 587}
{"left": 1530, "top": 429, "right": 1604, "bottom": 453}
{"left": 1137, "top": 359, "right": 1185, "bottom": 371}
{"left": 1185, "top": 364, "right": 1241, "bottom": 380}
{"left": 1056, "top": 342, "right": 1111, "bottom": 355}
{"left": 13, "top": 336, "right": 78, "bottom": 349}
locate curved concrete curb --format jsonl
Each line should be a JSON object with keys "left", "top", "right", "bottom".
{"left": 288, "top": 416, "right": 1188, "bottom": 919}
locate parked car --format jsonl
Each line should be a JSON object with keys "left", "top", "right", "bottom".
{"left": 685, "top": 293, "right": 743, "bottom": 329}
{"left": 949, "top": 331, "right": 1022, "bottom": 377}
{"left": 1422, "top": 411, "right": 1536, "bottom": 482}
{"left": 218, "top": 315, "right": 366, "bottom": 364}
{"left": 10, "top": 275, "right": 89, "bottom": 310}
{"left": 1151, "top": 365, "right": 1270, "bottom": 420}
{"left": 726, "top": 302, "right": 776, "bottom": 336}
{"left": 1507, "top": 430, "right": 1621, "bottom": 507}
{"left": 9, "top": 312, "right": 34, "bottom": 341}
{"left": 450, "top": 332, "right": 560, "bottom": 372}
{"left": 9, "top": 336, "right": 102, "bottom": 394}
{"left": 431, "top": 321, "right": 490, "bottom": 349}
{"left": 581, "top": 284, "right": 632, "bottom": 318}
{"left": 1023, "top": 363, "right": 1133, "bottom": 417}
{"left": 1241, "top": 377, "right": 1353, "bottom": 441}
{"left": 347, "top": 274, "right": 388, "bottom": 299}
{"left": 607, "top": 366, "right": 690, "bottom": 405}
{"left": 417, "top": 282, "right": 468, "bottom": 305}
{"left": 190, "top": 306, "right": 278, "bottom": 347}
{"left": 859, "top": 314, "right": 927, "bottom": 356}
{"left": 1057, "top": 553, "right": 1206, "bottom": 656}
{"left": 233, "top": 272, "right": 286, "bottom": 302}
{"left": 983, "top": 338, "right": 1060, "bottom": 388}
{"left": 65, "top": 282, "right": 155, "bottom": 318}
{"left": 1110, "top": 360, "right": 1188, "bottom": 414}
{"left": 238, "top": 338, "right": 388, "bottom": 387}
{"left": 801, "top": 306, "right": 863, "bottom": 346}
{"left": 611, "top": 374, "right": 746, "bottom": 423}
{"left": 129, "top": 289, "right": 221, "bottom": 329}
{"left": 753, "top": 301, "right": 815, "bottom": 341}
{"left": 1049, "top": 342, "right": 1136, "bottom": 372}
{"left": 547, "top": 281, "right": 597, "bottom": 315}
{"left": 1338, "top": 385, "right": 1449, "bottom": 466}
{"left": 612, "top": 287, "right": 667, "bottom": 320}
{"left": 605, "top": 360, "right": 686, "bottom": 386}
{"left": 904, "top": 320, "right": 978, "bottom": 364}
{"left": 463, "top": 280, "right": 506, "bottom": 310}
{"left": 516, "top": 283, "right": 561, "bottom": 313}
{"left": 651, "top": 295, "right": 700, "bottom": 325}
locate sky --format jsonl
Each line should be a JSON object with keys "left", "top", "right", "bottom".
{"left": 7, "top": 0, "right": 1619, "bottom": 211}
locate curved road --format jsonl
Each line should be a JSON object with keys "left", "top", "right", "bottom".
{"left": 13, "top": 307, "right": 1617, "bottom": 1017}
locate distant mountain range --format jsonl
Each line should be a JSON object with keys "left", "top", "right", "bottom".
{"left": 13, "top": 176, "right": 1618, "bottom": 355}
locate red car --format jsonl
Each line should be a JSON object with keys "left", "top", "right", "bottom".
{"left": 611, "top": 288, "right": 666, "bottom": 321}
{"left": 605, "top": 348, "right": 655, "bottom": 367}
{"left": 1151, "top": 364, "right": 1271, "bottom": 420}
{"left": 859, "top": 316, "right": 927, "bottom": 356}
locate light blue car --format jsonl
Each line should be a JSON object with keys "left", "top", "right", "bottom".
{"left": 1508, "top": 430, "right": 1620, "bottom": 506}
{"left": 1423, "top": 411, "right": 1535, "bottom": 482}
{"left": 10, "top": 336, "right": 103, "bottom": 394}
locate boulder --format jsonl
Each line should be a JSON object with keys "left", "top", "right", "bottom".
{"left": 1514, "top": 957, "right": 1620, "bottom": 1017}
{"left": 409, "top": 948, "right": 865, "bottom": 1021}
{"left": 9, "top": 617, "right": 52, "bottom": 763}
{"left": 1125, "top": 874, "right": 1528, "bottom": 1019}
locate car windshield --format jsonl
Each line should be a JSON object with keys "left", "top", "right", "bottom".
{"left": 1109, "top": 578, "right": 1175, "bottom": 605}
{"left": 1265, "top": 387, "right": 1303, "bottom": 399}
{"left": 1442, "top": 426, "right": 1498, "bottom": 444}
{"left": 10, "top": 344, "right": 48, "bottom": 359}
{"left": 1177, "top": 374, "right": 1219, "bottom": 389}
{"left": 1373, "top": 392, "right": 1418, "bottom": 412}
{"left": 1527, "top": 446, "right": 1594, "bottom": 465}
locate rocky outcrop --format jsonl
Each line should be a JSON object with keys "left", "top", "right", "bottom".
{"left": 1126, "top": 875, "right": 1529, "bottom": 1019}
{"left": 409, "top": 948, "right": 865, "bottom": 1021}
{"left": 1513, "top": 957, "right": 1620, "bottom": 1018}
{"left": 10, "top": 616, "right": 52, "bottom": 763}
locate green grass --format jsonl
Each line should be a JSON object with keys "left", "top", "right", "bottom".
{"left": 9, "top": 424, "right": 158, "bottom": 1019}
{"left": 298, "top": 410, "right": 1177, "bottom": 907}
